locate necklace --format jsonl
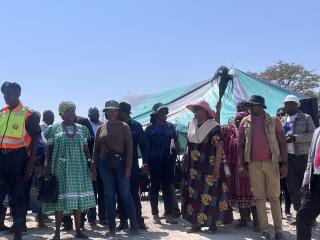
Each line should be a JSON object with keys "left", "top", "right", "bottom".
{"left": 62, "top": 122, "right": 77, "bottom": 138}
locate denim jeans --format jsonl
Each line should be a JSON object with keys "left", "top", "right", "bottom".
{"left": 98, "top": 160, "right": 137, "bottom": 230}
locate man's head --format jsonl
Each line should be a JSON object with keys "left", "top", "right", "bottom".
{"left": 119, "top": 102, "right": 131, "bottom": 122}
{"left": 43, "top": 110, "right": 55, "bottom": 125}
{"left": 284, "top": 95, "right": 300, "bottom": 116}
{"left": 88, "top": 107, "right": 100, "bottom": 124}
{"left": 152, "top": 103, "right": 169, "bottom": 122}
{"left": 276, "top": 107, "right": 286, "bottom": 118}
{"left": 59, "top": 101, "right": 76, "bottom": 123}
{"left": 248, "top": 95, "right": 266, "bottom": 116}
{"left": 1, "top": 81, "right": 21, "bottom": 107}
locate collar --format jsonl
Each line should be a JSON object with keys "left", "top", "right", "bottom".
{"left": 3, "top": 102, "right": 24, "bottom": 112}
{"left": 40, "top": 121, "right": 49, "bottom": 128}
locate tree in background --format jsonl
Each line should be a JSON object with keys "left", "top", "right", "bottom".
{"left": 249, "top": 60, "right": 320, "bottom": 98}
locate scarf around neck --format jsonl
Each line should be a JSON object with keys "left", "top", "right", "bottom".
{"left": 187, "top": 118, "right": 218, "bottom": 144}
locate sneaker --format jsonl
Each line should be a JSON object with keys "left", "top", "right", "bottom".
{"left": 275, "top": 232, "right": 286, "bottom": 240}
{"left": 260, "top": 232, "right": 271, "bottom": 240}
{"left": 117, "top": 222, "right": 129, "bottom": 231}
{"left": 165, "top": 215, "right": 178, "bottom": 224}
{"left": 153, "top": 215, "right": 161, "bottom": 224}
{"left": 187, "top": 226, "right": 201, "bottom": 233}
{"left": 138, "top": 221, "right": 148, "bottom": 230}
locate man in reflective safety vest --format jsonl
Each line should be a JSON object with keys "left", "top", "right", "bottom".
{"left": 0, "top": 82, "right": 41, "bottom": 240}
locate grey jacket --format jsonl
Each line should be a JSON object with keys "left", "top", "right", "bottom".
{"left": 302, "top": 127, "right": 320, "bottom": 189}
{"left": 282, "top": 111, "right": 315, "bottom": 155}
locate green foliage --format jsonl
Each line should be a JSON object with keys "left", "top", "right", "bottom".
{"left": 249, "top": 60, "right": 320, "bottom": 97}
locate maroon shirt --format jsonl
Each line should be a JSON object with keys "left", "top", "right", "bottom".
{"left": 238, "top": 113, "right": 284, "bottom": 161}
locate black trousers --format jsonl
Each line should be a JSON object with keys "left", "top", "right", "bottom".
{"left": 0, "top": 148, "right": 28, "bottom": 237}
{"left": 149, "top": 157, "right": 174, "bottom": 216}
{"left": 280, "top": 177, "right": 291, "bottom": 213}
{"left": 287, "top": 154, "right": 308, "bottom": 211}
{"left": 85, "top": 169, "right": 106, "bottom": 223}
{"left": 296, "top": 175, "right": 320, "bottom": 240}
{"left": 118, "top": 166, "right": 143, "bottom": 224}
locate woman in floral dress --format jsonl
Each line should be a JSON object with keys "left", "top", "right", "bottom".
{"left": 181, "top": 101, "right": 233, "bottom": 233}
{"left": 43, "top": 101, "right": 96, "bottom": 240}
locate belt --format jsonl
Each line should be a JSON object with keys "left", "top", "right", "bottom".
{"left": 0, "top": 147, "right": 27, "bottom": 154}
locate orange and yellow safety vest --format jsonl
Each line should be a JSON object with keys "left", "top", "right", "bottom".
{"left": 0, "top": 102, "right": 32, "bottom": 149}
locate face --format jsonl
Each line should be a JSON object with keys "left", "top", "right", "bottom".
{"left": 249, "top": 104, "right": 263, "bottom": 116}
{"left": 284, "top": 101, "right": 298, "bottom": 115}
{"left": 157, "top": 108, "right": 168, "bottom": 122}
{"left": 3, "top": 88, "right": 20, "bottom": 106}
{"left": 193, "top": 106, "right": 208, "bottom": 121}
{"left": 277, "top": 109, "right": 286, "bottom": 118}
{"left": 88, "top": 109, "right": 100, "bottom": 123}
{"left": 119, "top": 111, "right": 129, "bottom": 121}
{"left": 46, "top": 113, "right": 55, "bottom": 125}
{"left": 105, "top": 109, "right": 119, "bottom": 121}
{"left": 61, "top": 108, "right": 76, "bottom": 123}
{"left": 237, "top": 104, "right": 248, "bottom": 113}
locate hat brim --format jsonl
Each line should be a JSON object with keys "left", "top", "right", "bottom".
{"left": 156, "top": 106, "right": 169, "bottom": 113}
{"left": 103, "top": 107, "right": 120, "bottom": 112}
{"left": 284, "top": 100, "right": 301, "bottom": 107}
{"left": 248, "top": 101, "right": 267, "bottom": 109}
{"left": 186, "top": 104, "right": 216, "bottom": 119}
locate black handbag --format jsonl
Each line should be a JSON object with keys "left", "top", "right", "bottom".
{"left": 37, "top": 174, "right": 59, "bottom": 203}
{"left": 105, "top": 149, "right": 123, "bottom": 169}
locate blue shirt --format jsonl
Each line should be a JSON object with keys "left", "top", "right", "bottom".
{"left": 127, "top": 119, "right": 149, "bottom": 168}
{"left": 145, "top": 121, "right": 177, "bottom": 161}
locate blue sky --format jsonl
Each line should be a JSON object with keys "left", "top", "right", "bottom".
{"left": 0, "top": 0, "right": 319, "bottom": 119}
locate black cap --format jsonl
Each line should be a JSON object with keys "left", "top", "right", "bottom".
{"left": 248, "top": 95, "right": 266, "bottom": 109}
{"left": 119, "top": 102, "right": 131, "bottom": 114}
{"left": 1, "top": 81, "right": 21, "bottom": 94}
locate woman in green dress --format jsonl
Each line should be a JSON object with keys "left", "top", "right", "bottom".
{"left": 43, "top": 101, "right": 96, "bottom": 240}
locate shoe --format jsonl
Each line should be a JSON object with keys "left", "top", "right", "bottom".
{"left": 99, "top": 219, "right": 108, "bottom": 226}
{"left": 153, "top": 215, "right": 161, "bottom": 224}
{"left": 117, "top": 222, "right": 129, "bottom": 230}
{"left": 74, "top": 231, "right": 89, "bottom": 239}
{"left": 128, "top": 226, "right": 139, "bottom": 235}
{"left": 51, "top": 233, "right": 60, "bottom": 240}
{"left": 138, "top": 221, "right": 148, "bottom": 230}
{"left": 275, "top": 232, "right": 286, "bottom": 240}
{"left": 206, "top": 225, "right": 217, "bottom": 234}
{"left": 235, "top": 220, "right": 247, "bottom": 229}
{"left": 165, "top": 215, "right": 178, "bottom": 224}
{"left": 88, "top": 220, "right": 96, "bottom": 227}
{"left": 187, "top": 226, "right": 201, "bottom": 233}
{"left": 260, "top": 232, "right": 271, "bottom": 240}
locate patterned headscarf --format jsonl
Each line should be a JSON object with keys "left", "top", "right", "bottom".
{"left": 58, "top": 101, "right": 76, "bottom": 115}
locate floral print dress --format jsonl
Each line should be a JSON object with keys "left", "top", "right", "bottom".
{"left": 182, "top": 125, "right": 233, "bottom": 227}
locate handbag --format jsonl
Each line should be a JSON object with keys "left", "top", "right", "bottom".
{"left": 105, "top": 149, "right": 123, "bottom": 169}
{"left": 37, "top": 174, "right": 59, "bottom": 203}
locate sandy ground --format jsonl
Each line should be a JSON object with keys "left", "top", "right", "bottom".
{"left": 1, "top": 201, "right": 319, "bottom": 240}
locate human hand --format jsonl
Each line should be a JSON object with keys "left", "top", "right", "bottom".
{"left": 286, "top": 134, "right": 296, "bottom": 143}
{"left": 239, "top": 165, "right": 248, "bottom": 177}
{"left": 280, "top": 165, "right": 288, "bottom": 178}
{"left": 24, "top": 161, "right": 34, "bottom": 181}
{"left": 213, "top": 166, "right": 220, "bottom": 179}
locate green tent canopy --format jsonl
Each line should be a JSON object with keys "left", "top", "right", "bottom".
{"left": 123, "top": 67, "right": 307, "bottom": 133}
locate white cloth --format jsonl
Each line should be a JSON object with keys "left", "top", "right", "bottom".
{"left": 39, "top": 121, "right": 49, "bottom": 145}
{"left": 187, "top": 118, "right": 218, "bottom": 144}
{"left": 284, "top": 113, "right": 298, "bottom": 154}
{"left": 90, "top": 122, "right": 100, "bottom": 136}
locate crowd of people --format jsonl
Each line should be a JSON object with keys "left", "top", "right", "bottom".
{"left": 0, "top": 81, "right": 319, "bottom": 240}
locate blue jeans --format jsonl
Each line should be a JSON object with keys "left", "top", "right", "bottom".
{"left": 98, "top": 160, "right": 137, "bottom": 230}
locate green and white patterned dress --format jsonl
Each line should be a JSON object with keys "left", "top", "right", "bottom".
{"left": 43, "top": 123, "right": 96, "bottom": 215}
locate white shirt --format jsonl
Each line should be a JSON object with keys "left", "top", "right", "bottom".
{"left": 284, "top": 113, "right": 298, "bottom": 154}
{"left": 90, "top": 122, "right": 100, "bottom": 136}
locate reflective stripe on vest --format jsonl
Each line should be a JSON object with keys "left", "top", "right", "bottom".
{"left": 0, "top": 106, "right": 31, "bottom": 149}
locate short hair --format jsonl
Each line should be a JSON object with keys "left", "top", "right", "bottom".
{"left": 58, "top": 101, "right": 76, "bottom": 115}
{"left": 1, "top": 81, "right": 21, "bottom": 94}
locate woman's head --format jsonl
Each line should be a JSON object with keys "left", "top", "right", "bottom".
{"left": 103, "top": 100, "right": 120, "bottom": 121}
{"left": 186, "top": 101, "right": 215, "bottom": 122}
{"left": 59, "top": 101, "right": 76, "bottom": 123}
{"left": 276, "top": 107, "right": 286, "bottom": 118}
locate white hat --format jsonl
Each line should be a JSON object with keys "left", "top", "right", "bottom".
{"left": 284, "top": 95, "right": 300, "bottom": 107}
